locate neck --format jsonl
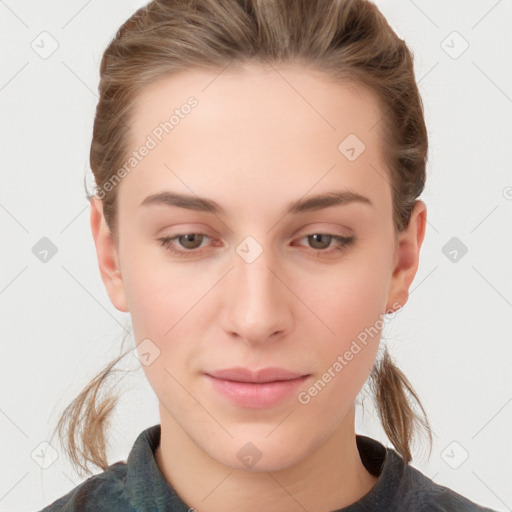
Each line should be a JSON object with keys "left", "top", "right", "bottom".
{"left": 155, "top": 405, "right": 379, "bottom": 512}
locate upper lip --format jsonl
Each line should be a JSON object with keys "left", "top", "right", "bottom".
{"left": 206, "top": 367, "right": 309, "bottom": 383}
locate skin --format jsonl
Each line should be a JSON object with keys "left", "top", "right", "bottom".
{"left": 90, "top": 63, "right": 426, "bottom": 512}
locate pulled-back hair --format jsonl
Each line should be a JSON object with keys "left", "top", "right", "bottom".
{"left": 56, "top": 0, "right": 432, "bottom": 475}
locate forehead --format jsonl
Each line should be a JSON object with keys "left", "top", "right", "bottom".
{"left": 131, "top": 62, "right": 384, "bottom": 143}
{"left": 118, "top": 62, "right": 391, "bottom": 219}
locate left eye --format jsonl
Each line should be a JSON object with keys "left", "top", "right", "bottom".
{"left": 301, "top": 233, "right": 352, "bottom": 251}
{"left": 157, "top": 233, "right": 355, "bottom": 257}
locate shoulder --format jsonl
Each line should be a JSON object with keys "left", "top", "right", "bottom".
{"left": 37, "top": 462, "right": 134, "bottom": 512}
{"left": 387, "top": 452, "right": 498, "bottom": 512}
{"left": 355, "top": 435, "right": 498, "bottom": 512}
{"left": 37, "top": 425, "right": 178, "bottom": 512}
{"left": 409, "top": 468, "right": 495, "bottom": 512}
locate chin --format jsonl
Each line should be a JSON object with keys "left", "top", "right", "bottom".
{"left": 206, "top": 430, "right": 320, "bottom": 473}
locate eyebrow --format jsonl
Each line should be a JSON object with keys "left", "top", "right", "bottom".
{"left": 139, "top": 189, "right": 373, "bottom": 215}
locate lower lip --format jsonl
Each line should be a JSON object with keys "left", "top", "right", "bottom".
{"left": 206, "top": 374, "right": 310, "bottom": 408}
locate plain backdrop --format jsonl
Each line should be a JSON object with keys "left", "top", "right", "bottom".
{"left": 1, "top": 1, "right": 511, "bottom": 511}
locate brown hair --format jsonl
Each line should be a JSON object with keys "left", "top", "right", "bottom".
{"left": 57, "top": 0, "right": 432, "bottom": 475}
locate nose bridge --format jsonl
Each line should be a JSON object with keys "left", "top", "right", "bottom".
{"left": 222, "top": 235, "right": 291, "bottom": 342}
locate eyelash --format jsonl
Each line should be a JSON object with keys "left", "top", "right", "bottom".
{"left": 157, "top": 233, "right": 355, "bottom": 258}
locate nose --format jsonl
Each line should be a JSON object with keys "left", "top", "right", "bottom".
{"left": 219, "top": 242, "right": 293, "bottom": 345}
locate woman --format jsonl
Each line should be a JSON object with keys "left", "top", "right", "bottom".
{"left": 39, "top": 0, "right": 498, "bottom": 510}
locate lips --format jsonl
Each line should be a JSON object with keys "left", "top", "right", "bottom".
{"left": 204, "top": 367, "right": 310, "bottom": 408}
{"left": 206, "top": 367, "right": 308, "bottom": 383}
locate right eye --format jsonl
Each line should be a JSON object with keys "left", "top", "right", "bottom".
{"left": 157, "top": 233, "right": 212, "bottom": 257}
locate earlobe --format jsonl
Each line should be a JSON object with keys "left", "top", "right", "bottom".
{"left": 385, "top": 200, "right": 427, "bottom": 313}
{"left": 89, "top": 197, "right": 129, "bottom": 313}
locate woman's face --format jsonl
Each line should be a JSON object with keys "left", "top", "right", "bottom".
{"left": 91, "top": 63, "right": 425, "bottom": 471}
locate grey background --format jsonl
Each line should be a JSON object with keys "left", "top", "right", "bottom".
{"left": 0, "top": 1, "right": 511, "bottom": 511}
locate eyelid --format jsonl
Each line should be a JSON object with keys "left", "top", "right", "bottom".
{"left": 157, "top": 230, "right": 355, "bottom": 258}
{"left": 293, "top": 222, "right": 354, "bottom": 237}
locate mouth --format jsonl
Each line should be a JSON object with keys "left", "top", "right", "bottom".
{"left": 204, "top": 367, "right": 311, "bottom": 408}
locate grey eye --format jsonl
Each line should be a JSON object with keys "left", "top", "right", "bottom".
{"left": 177, "top": 234, "right": 204, "bottom": 249}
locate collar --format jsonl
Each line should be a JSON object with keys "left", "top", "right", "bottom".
{"left": 124, "top": 424, "right": 405, "bottom": 511}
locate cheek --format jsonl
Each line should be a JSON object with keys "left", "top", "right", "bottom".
{"left": 295, "top": 272, "right": 385, "bottom": 417}
{"left": 295, "top": 247, "right": 392, "bottom": 399}
{"left": 120, "top": 236, "right": 205, "bottom": 339}
{"left": 120, "top": 243, "right": 221, "bottom": 402}
{"left": 301, "top": 255, "right": 391, "bottom": 345}
{"left": 121, "top": 250, "right": 205, "bottom": 398}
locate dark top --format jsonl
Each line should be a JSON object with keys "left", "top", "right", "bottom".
{"left": 38, "top": 424, "right": 498, "bottom": 511}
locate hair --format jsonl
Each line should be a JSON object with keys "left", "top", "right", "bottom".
{"left": 56, "top": 0, "right": 433, "bottom": 476}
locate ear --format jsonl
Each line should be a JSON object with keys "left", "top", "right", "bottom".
{"left": 89, "top": 197, "right": 129, "bottom": 312}
{"left": 385, "top": 200, "right": 427, "bottom": 314}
